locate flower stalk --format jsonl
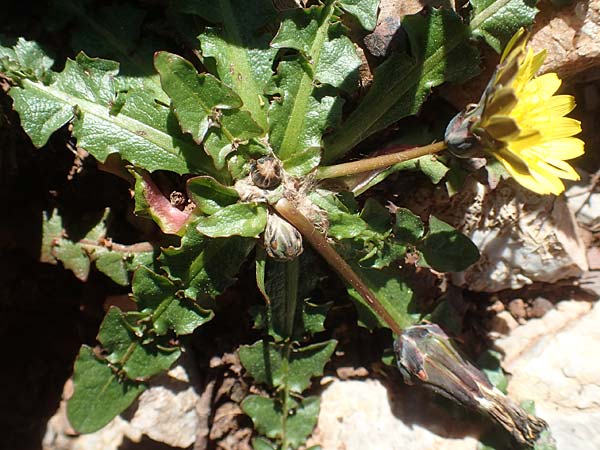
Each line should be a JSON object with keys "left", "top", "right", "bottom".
{"left": 315, "top": 141, "right": 447, "bottom": 180}
{"left": 273, "top": 197, "right": 403, "bottom": 335}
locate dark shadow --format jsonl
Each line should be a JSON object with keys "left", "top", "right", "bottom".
{"left": 383, "top": 375, "right": 488, "bottom": 440}
{"left": 0, "top": 250, "right": 107, "bottom": 450}
{"left": 120, "top": 435, "right": 193, "bottom": 450}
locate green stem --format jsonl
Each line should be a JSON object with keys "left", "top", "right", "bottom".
{"left": 283, "top": 258, "right": 300, "bottom": 337}
{"left": 78, "top": 239, "right": 154, "bottom": 254}
{"left": 281, "top": 342, "right": 292, "bottom": 450}
{"left": 316, "top": 141, "right": 447, "bottom": 179}
{"left": 273, "top": 198, "right": 403, "bottom": 335}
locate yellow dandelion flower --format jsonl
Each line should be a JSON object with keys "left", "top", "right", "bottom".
{"left": 445, "top": 28, "right": 584, "bottom": 195}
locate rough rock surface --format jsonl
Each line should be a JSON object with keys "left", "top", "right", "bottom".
{"left": 307, "top": 378, "right": 482, "bottom": 450}
{"left": 445, "top": 179, "right": 588, "bottom": 292}
{"left": 565, "top": 172, "right": 600, "bottom": 229}
{"left": 43, "top": 364, "right": 200, "bottom": 450}
{"left": 532, "top": 0, "right": 600, "bottom": 79}
{"left": 496, "top": 300, "right": 600, "bottom": 450}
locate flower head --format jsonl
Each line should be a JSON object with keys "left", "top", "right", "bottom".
{"left": 445, "top": 28, "right": 584, "bottom": 195}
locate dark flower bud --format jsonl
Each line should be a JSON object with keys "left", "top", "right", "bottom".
{"left": 250, "top": 156, "right": 282, "bottom": 190}
{"left": 394, "top": 324, "right": 549, "bottom": 447}
{"left": 444, "top": 104, "right": 485, "bottom": 158}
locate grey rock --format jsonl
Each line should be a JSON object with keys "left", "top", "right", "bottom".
{"left": 496, "top": 300, "right": 600, "bottom": 450}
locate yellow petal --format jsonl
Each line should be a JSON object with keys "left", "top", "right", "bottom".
{"left": 535, "top": 117, "right": 582, "bottom": 140}
{"left": 494, "top": 147, "right": 566, "bottom": 195}
{"left": 527, "top": 163, "right": 567, "bottom": 195}
{"left": 530, "top": 51, "right": 547, "bottom": 76}
{"left": 493, "top": 148, "right": 548, "bottom": 193}
{"left": 527, "top": 138, "right": 585, "bottom": 160}
{"left": 507, "top": 130, "right": 544, "bottom": 151}
{"left": 520, "top": 73, "right": 561, "bottom": 101}
{"left": 500, "top": 28, "right": 528, "bottom": 63}
{"left": 515, "top": 95, "right": 576, "bottom": 126}
{"left": 536, "top": 95, "right": 576, "bottom": 117}
{"left": 541, "top": 158, "right": 580, "bottom": 180}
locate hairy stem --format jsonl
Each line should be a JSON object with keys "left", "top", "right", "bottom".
{"left": 273, "top": 198, "right": 403, "bottom": 335}
{"left": 315, "top": 141, "right": 446, "bottom": 179}
{"left": 78, "top": 239, "right": 155, "bottom": 254}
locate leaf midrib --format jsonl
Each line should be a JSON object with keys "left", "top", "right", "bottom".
{"left": 219, "top": 0, "right": 268, "bottom": 129}
{"left": 278, "top": 3, "right": 334, "bottom": 159}
{"left": 22, "top": 78, "right": 200, "bottom": 169}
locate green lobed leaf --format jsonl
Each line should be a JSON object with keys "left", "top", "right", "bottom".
{"left": 186, "top": 176, "right": 239, "bottom": 215}
{"left": 154, "top": 50, "right": 263, "bottom": 163}
{"left": 195, "top": 203, "right": 267, "bottom": 238}
{"left": 240, "top": 339, "right": 336, "bottom": 392}
{"left": 0, "top": 37, "right": 54, "bottom": 81}
{"left": 241, "top": 395, "right": 321, "bottom": 448}
{"left": 417, "top": 216, "right": 480, "bottom": 272}
{"left": 271, "top": 10, "right": 360, "bottom": 92}
{"left": 308, "top": 190, "right": 366, "bottom": 239}
{"left": 316, "top": 26, "right": 362, "bottom": 94}
{"left": 338, "top": 0, "right": 380, "bottom": 31}
{"left": 268, "top": 2, "right": 359, "bottom": 174}
{"left": 283, "top": 396, "right": 321, "bottom": 448}
{"left": 394, "top": 208, "right": 425, "bottom": 244}
{"left": 271, "top": 7, "right": 322, "bottom": 55}
{"left": 132, "top": 267, "right": 213, "bottom": 335}
{"left": 353, "top": 199, "right": 406, "bottom": 269}
{"left": 268, "top": 59, "right": 343, "bottom": 175}
{"left": 160, "top": 223, "right": 255, "bottom": 299}
{"left": 360, "top": 198, "right": 391, "bottom": 234}
{"left": 67, "top": 346, "right": 146, "bottom": 433}
{"left": 302, "top": 302, "right": 332, "bottom": 336}
{"left": 252, "top": 437, "right": 278, "bottom": 450}
{"left": 419, "top": 155, "right": 450, "bottom": 184}
{"left": 98, "top": 307, "right": 181, "bottom": 380}
{"left": 41, "top": 208, "right": 154, "bottom": 285}
{"left": 185, "top": 0, "right": 278, "bottom": 130}
{"left": 57, "top": 0, "right": 166, "bottom": 97}
{"left": 309, "top": 191, "right": 405, "bottom": 269}
{"left": 470, "top": 0, "right": 538, "bottom": 53}
{"left": 95, "top": 252, "right": 130, "bottom": 286}
{"left": 323, "top": 8, "right": 480, "bottom": 162}
{"left": 54, "top": 240, "right": 91, "bottom": 282}
{"left": 9, "top": 53, "right": 220, "bottom": 176}
{"left": 348, "top": 266, "right": 418, "bottom": 329}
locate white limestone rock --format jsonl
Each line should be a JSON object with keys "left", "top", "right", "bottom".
{"left": 448, "top": 180, "right": 588, "bottom": 292}
{"left": 307, "top": 378, "right": 482, "bottom": 450}
{"left": 495, "top": 300, "right": 600, "bottom": 450}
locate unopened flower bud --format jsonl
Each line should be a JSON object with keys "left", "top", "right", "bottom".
{"left": 250, "top": 156, "right": 282, "bottom": 190}
{"left": 394, "top": 324, "right": 548, "bottom": 447}
{"left": 264, "top": 210, "right": 303, "bottom": 261}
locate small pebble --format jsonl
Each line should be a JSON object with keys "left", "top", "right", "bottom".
{"left": 488, "top": 299, "right": 505, "bottom": 313}
{"left": 508, "top": 298, "right": 527, "bottom": 320}
{"left": 530, "top": 297, "right": 554, "bottom": 318}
